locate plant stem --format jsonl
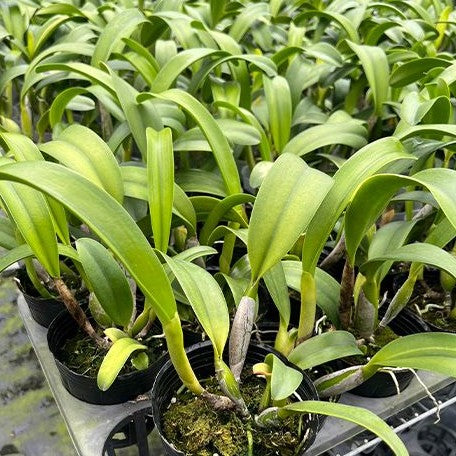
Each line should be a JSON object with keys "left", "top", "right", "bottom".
{"left": 339, "top": 259, "right": 355, "bottom": 330}
{"left": 297, "top": 271, "right": 316, "bottom": 343}
{"left": 162, "top": 312, "right": 204, "bottom": 395}
{"left": 54, "top": 278, "right": 110, "bottom": 349}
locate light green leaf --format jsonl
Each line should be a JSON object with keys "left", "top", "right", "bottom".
{"left": 282, "top": 118, "right": 367, "bottom": 156}
{"left": 288, "top": 331, "right": 362, "bottom": 370}
{"left": 147, "top": 128, "right": 174, "bottom": 253}
{"left": 97, "top": 338, "right": 147, "bottom": 391}
{"left": 282, "top": 402, "right": 407, "bottom": 456}
{"left": 137, "top": 90, "right": 241, "bottom": 196}
{"left": 76, "top": 238, "right": 134, "bottom": 328}
{"left": 347, "top": 42, "right": 389, "bottom": 116}
{"left": 0, "top": 161, "right": 176, "bottom": 324}
{"left": 302, "top": 137, "right": 413, "bottom": 274}
{"left": 282, "top": 261, "right": 341, "bottom": 327}
{"left": 366, "top": 332, "right": 456, "bottom": 378}
{"left": 91, "top": 9, "right": 146, "bottom": 68}
{"left": 40, "top": 125, "right": 124, "bottom": 203}
{"left": 264, "top": 262, "right": 290, "bottom": 325}
{"left": 263, "top": 75, "right": 292, "bottom": 154}
{"left": 249, "top": 154, "right": 333, "bottom": 282}
{"left": 164, "top": 257, "right": 229, "bottom": 359}
{"left": 268, "top": 354, "right": 303, "bottom": 402}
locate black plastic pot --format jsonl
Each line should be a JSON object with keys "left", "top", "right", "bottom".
{"left": 22, "top": 291, "right": 65, "bottom": 328}
{"left": 48, "top": 310, "right": 169, "bottom": 405}
{"left": 152, "top": 341, "right": 320, "bottom": 456}
{"left": 345, "top": 308, "right": 428, "bottom": 398}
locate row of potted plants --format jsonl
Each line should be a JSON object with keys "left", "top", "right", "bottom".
{"left": 1, "top": 0, "right": 456, "bottom": 454}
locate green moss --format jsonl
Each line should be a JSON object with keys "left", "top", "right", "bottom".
{"left": 60, "top": 326, "right": 165, "bottom": 377}
{"left": 163, "top": 374, "right": 305, "bottom": 456}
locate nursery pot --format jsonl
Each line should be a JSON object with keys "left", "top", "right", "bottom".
{"left": 346, "top": 308, "right": 428, "bottom": 398}
{"left": 15, "top": 269, "right": 66, "bottom": 328}
{"left": 21, "top": 290, "right": 65, "bottom": 328}
{"left": 151, "top": 341, "right": 320, "bottom": 456}
{"left": 47, "top": 310, "right": 169, "bottom": 405}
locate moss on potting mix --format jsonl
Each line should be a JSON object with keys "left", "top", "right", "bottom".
{"left": 163, "top": 374, "right": 305, "bottom": 456}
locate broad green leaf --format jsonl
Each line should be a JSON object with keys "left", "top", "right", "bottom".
{"left": 150, "top": 48, "right": 228, "bottom": 93}
{"left": 137, "top": 90, "right": 241, "bottom": 196}
{"left": 268, "top": 354, "right": 303, "bottom": 402}
{"left": 263, "top": 75, "right": 292, "bottom": 154}
{"left": 282, "top": 402, "right": 407, "bottom": 456}
{"left": 295, "top": 10, "right": 360, "bottom": 43}
{"left": 177, "top": 170, "right": 226, "bottom": 197}
{"left": 104, "top": 328, "right": 128, "bottom": 342}
{"left": 282, "top": 118, "right": 367, "bottom": 156}
{"left": 263, "top": 262, "right": 290, "bottom": 325}
{"left": 249, "top": 154, "right": 333, "bottom": 282}
{"left": 147, "top": 128, "right": 174, "bottom": 253}
{"left": 76, "top": 238, "right": 134, "bottom": 328}
{"left": 120, "top": 166, "right": 196, "bottom": 233}
{"left": 0, "top": 216, "right": 17, "bottom": 249}
{"left": 173, "top": 246, "right": 217, "bottom": 263}
{"left": 288, "top": 331, "right": 362, "bottom": 370}
{"left": 345, "top": 169, "right": 456, "bottom": 264}
{"left": 282, "top": 261, "right": 340, "bottom": 327}
{"left": 91, "top": 9, "right": 146, "bottom": 68}
{"left": 0, "top": 171, "right": 59, "bottom": 277}
{"left": 366, "top": 333, "right": 456, "bottom": 378}
{"left": 200, "top": 193, "right": 253, "bottom": 245}
{"left": 0, "top": 161, "right": 176, "bottom": 324}
{"left": 164, "top": 257, "right": 229, "bottom": 359}
{"left": 40, "top": 125, "right": 123, "bottom": 203}
{"left": 362, "top": 243, "right": 456, "bottom": 280}
{"left": 109, "top": 69, "right": 163, "bottom": 158}
{"left": 0, "top": 243, "right": 79, "bottom": 273}
{"left": 390, "top": 58, "right": 452, "bottom": 88}
{"left": 347, "top": 42, "right": 389, "bottom": 116}
{"left": 0, "top": 133, "right": 70, "bottom": 244}
{"left": 302, "top": 137, "right": 413, "bottom": 274}
{"left": 395, "top": 124, "right": 456, "bottom": 140}
{"left": 368, "top": 221, "right": 418, "bottom": 282}
{"left": 97, "top": 338, "right": 147, "bottom": 391}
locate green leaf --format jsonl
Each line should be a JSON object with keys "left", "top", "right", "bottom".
{"left": 0, "top": 161, "right": 176, "bottom": 324}
{"left": 40, "top": 125, "right": 124, "bottom": 203}
{"left": 390, "top": 58, "right": 452, "bottom": 88}
{"left": 0, "top": 169, "right": 59, "bottom": 277}
{"left": 263, "top": 75, "right": 292, "bottom": 154}
{"left": 120, "top": 166, "right": 196, "bottom": 234}
{"left": 147, "top": 128, "right": 174, "bottom": 253}
{"left": 164, "top": 257, "right": 229, "bottom": 359}
{"left": 282, "top": 402, "right": 407, "bottom": 456}
{"left": 150, "top": 48, "right": 228, "bottom": 93}
{"left": 91, "top": 9, "right": 146, "bottom": 68}
{"left": 288, "top": 331, "right": 362, "bottom": 370}
{"left": 199, "top": 193, "right": 253, "bottom": 245}
{"left": 347, "top": 42, "right": 389, "bottom": 116}
{"left": 362, "top": 243, "right": 456, "bottom": 280}
{"left": 345, "top": 168, "right": 456, "bottom": 264}
{"left": 104, "top": 328, "right": 128, "bottom": 342}
{"left": 76, "top": 238, "right": 134, "bottom": 328}
{"left": 302, "top": 137, "right": 413, "bottom": 274}
{"left": 137, "top": 90, "right": 241, "bottom": 196}
{"left": 282, "top": 261, "right": 341, "bottom": 327}
{"left": 366, "top": 333, "right": 456, "bottom": 378}
{"left": 109, "top": 69, "right": 163, "bottom": 159}
{"left": 268, "top": 354, "right": 303, "bottom": 402}
{"left": 282, "top": 117, "right": 367, "bottom": 156}
{"left": 131, "top": 352, "right": 149, "bottom": 370}
{"left": 97, "top": 338, "right": 146, "bottom": 391}
{"left": 249, "top": 154, "right": 333, "bottom": 282}
{"left": 263, "top": 262, "right": 290, "bottom": 325}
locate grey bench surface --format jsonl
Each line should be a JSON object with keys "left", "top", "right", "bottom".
{"left": 19, "top": 294, "right": 453, "bottom": 456}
